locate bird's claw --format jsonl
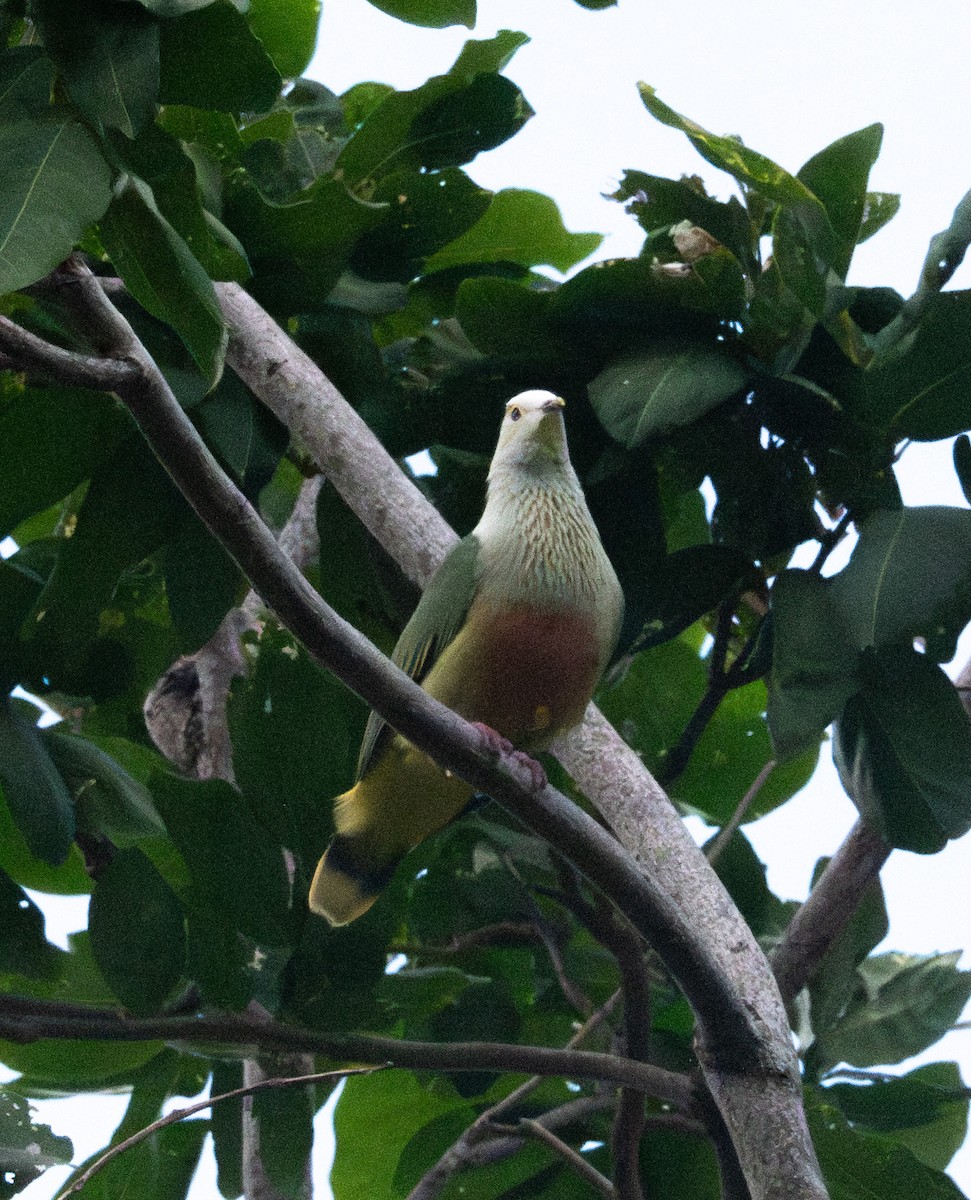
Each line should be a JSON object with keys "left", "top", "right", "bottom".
{"left": 470, "top": 723, "right": 547, "bottom": 793}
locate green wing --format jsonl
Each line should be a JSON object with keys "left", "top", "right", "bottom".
{"left": 356, "top": 533, "right": 483, "bottom": 778}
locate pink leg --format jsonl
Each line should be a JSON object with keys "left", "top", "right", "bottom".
{"left": 470, "top": 723, "right": 547, "bottom": 792}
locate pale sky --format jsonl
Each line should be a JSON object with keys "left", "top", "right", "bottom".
{"left": 17, "top": 2, "right": 971, "bottom": 1196}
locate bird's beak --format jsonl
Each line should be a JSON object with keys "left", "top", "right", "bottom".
{"left": 543, "top": 396, "right": 566, "bottom": 412}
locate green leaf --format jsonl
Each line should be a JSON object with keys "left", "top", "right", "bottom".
{"left": 152, "top": 770, "right": 293, "bottom": 946}
{"left": 797, "top": 124, "right": 883, "bottom": 279}
{"left": 816, "top": 952, "right": 971, "bottom": 1071}
{"left": 0, "top": 116, "right": 112, "bottom": 295}
{"left": 352, "top": 168, "right": 492, "bottom": 282}
{"left": 953, "top": 435, "right": 971, "bottom": 506}
{"left": 638, "top": 84, "right": 837, "bottom": 262}
{"left": 0, "top": 698, "right": 74, "bottom": 866}
{"left": 0, "top": 1089, "right": 73, "bottom": 1197}
{"left": 810, "top": 1102, "right": 966, "bottom": 1200}
{"left": 834, "top": 646, "right": 971, "bottom": 852}
{"left": 26, "top": 431, "right": 183, "bottom": 683}
{"left": 332, "top": 1071, "right": 472, "bottom": 1200}
{"left": 808, "top": 855, "right": 888, "bottom": 1037}
{"left": 0, "top": 868, "right": 60, "bottom": 980}
{"left": 630, "top": 544, "right": 753, "bottom": 650}
{"left": 362, "top": 0, "right": 475, "bottom": 28}
{"left": 827, "top": 506, "right": 971, "bottom": 663}
{"left": 611, "top": 168, "right": 752, "bottom": 265}
{"left": 0, "top": 47, "right": 55, "bottom": 120}
{"left": 59, "top": 1120, "right": 207, "bottom": 1200}
{"left": 89, "top": 847, "right": 186, "bottom": 1014}
{"left": 34, "top": 0, "right": 159, "bottom": 136}
{"left": 210, "top": 1061, "right": 244, "bottom": 1199}
{"left": 428, "top": 188, "right": 601, "bottom": 274}
{"left": 0, "top": 387, "right": 130, "bottom": 537}
{"left": 826, "top": 1062, "right": 969, "bottom": 1171}
{"left": 228, "top": 624, "right": 364, "bottom": 874}
{"left": 454, "top": 276, "right": 555, "bottom": 358}
{"left": 448, "top": 29, "right": 529, "bottom": 77}
{"left": 588, "top": 342, "right": 749, "bottom": 447}
{"left": 43, "top": 731, "right": 167, "bottom": 846}
{"left": 158, "top": 0, "right": 282, "bottom": 112}
{"left": 99, "top": 175, "right": 227, "bottom": 388}
{"left": 251, "top": 1080, "right": 315, "bottom": 1199}
{"left": 408, "top": 74, "right": 533, "bottom": 170}
{"left": 0, "top": 783, "right": 89, "bottom": 896}
{"left": 336, "top": 68, "right": 529, "bottom": 187}
{"left": 768, "top": 570, "right": 860, "bottom": 760}
{"left": 867, "top": 292, "right": 971, "bottom": 440}
{"left": 163, "top": 513, "right": 244, "bottom": 653}
{"left": 379, "top": 966, "right": 485, "bottom": 1023}
{"left": 677, "top": 678, "right": 819, "bottom": 824}
{"left": 858, "top": 192, "right": 901, "bottom": 244}
{"left": 246, "top": 0, "right": 322, "bottom": 78}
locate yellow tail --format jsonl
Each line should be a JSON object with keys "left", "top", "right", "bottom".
{"left": 308, "top": 843, "right": 382, "bottom": 927}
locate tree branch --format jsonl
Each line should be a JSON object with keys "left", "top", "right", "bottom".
{"left": 771, "top": 818, "right": 891, "bottom": 1005}
{"left": 518, "top": 1118, "right": 615, "bottom": 1197}
{"left": 0, "top": 312, "right": 138, "bottom": 390}
{"left": 0, "top": 992, "right": 694, "bottom": 1105}
{"left": 8, "top": 268, "right": 825, "bottom": 1200}
{"left": 55, "top": 1065, "right": 375, "bottom": 1200}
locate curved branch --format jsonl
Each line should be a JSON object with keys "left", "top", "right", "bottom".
{"left": 17, "top": 268, "right": 825, "bottom": 1200}
{"left": 0, "top": 313, "right": 138, "bottom": 390}
{"left": 0, "top": 992, "right": 694, "bottom": 1106}
{"left": 771, "top": 818, "right": 891, "bottom": 1005}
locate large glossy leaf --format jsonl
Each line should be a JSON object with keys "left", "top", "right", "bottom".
{"left": 0, "top": 868, "right": 61, "bottom": 980}
{"left": 0, "top": 699, "right": 74, "bottom": 866}
{"left": 158, "top": 0, "right": 282, "bottom": 112}
{"left": 246, "top": 0, "right": 322, "bottom": 78}
{"left": 816, "top": 952, "right": 971, "bottom": 1072}
{"left": 768, "top": 569, "right": 860, "bottom": 760}
{"left": 89, "top": 847, "right": 186, "bottom": 1014}
{"left": 638, "top": 84, "right": 837, "bottom": 262}
{"left": 44, "top": 731, "right": 167, "bottom": 846}
{"left": 152, "top": 771, "right": 293, "bottom": 946}
{"left": 866, "top": 292, "right": 971, "bottom": 440}
{"left": 588, "top": 342, "right": 749, "bottom": 447}
{"left": 332, "top": 1070, "right": 472, "bottom": 1200}
{"left": 99, "top": 176, "right": 227, "bottom": 387}
{"left": 827, "top": 506, "right": 971, "bottom": 663}
{"left": 826, "top": 1062, "right": 969, "bottom": 1172}
{"left": 0, "top": 47, "right": 55, "bottom": 119}
{"left": 834, "top": 646, "right": 971, "bottom": 852}
{"left": 0, "top": 783, "right": 89, "bottom": 896}
{"left": 0, "top": 115, "right": 112, "bottom": 295}
{"left": 34, "top": 0, "right": 159, "bottom": 136}
{"left": 797, "top": 124, "right": 883, "bottom": 279}
{"left": 427, "top": 188, "right": 601, "bottom": 274}
{"left": 810, "top": 1103, "right": 966, "bottom": 1200}
{"left": 409, "top": 74, "right": 532, "bottom": 170}
{"left": 251, "top": 1080, "right": 316, "bottom": 1199}
{"left": 0, "top": 387, "right": 130, "bottom": 537}
{"left": 0, "top": 1090, "right": 73, "bottom": 1197}
{"left": 362, "top": 0, "right": 475, "bottom": 27}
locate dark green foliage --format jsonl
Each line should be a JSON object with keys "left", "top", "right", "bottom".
{"left": 0, "top": 6, "right": 970, "bottom": 1200}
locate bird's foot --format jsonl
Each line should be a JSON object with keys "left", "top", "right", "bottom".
{"left": 471, "top": 722, "right": 514, "bottom": 758}
{"left": 470, "top": 723, "right": 547, "bottom": 793}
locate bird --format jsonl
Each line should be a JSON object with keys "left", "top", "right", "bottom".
{"left": 308, "top": 390, "right": 624, "bottom": 926}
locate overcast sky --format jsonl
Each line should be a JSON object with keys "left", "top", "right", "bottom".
{"left": 19, "top": 3, "right": 971, "bottom": 1196}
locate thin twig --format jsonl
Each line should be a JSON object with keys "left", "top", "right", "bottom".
{"left": 406, "top": 990, "right": 630, "bottom": 1200}
{"left": 705, "top": 760, "right": 777, "bottom": 867}
{"left": 55, "top": 1066, "right": 377, "bottom": 1199}
{"left": 519, "top": 1118, "right": 615, "bottom": 1197}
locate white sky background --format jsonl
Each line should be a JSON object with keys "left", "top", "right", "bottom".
{"left": 16, "top": 1, "right": 971, "bottom": 1196}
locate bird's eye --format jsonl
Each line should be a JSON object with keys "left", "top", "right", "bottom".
{"left": 509, "top": 406, "right": 522, "bottom": 422}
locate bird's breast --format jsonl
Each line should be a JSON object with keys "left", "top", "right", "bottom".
{"left": 423, "top": 600, "right": 603, "bottom": 751}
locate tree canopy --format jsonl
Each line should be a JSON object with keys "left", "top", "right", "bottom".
{"left": 0, "top": 2, "right": 970, "bottom": 1199}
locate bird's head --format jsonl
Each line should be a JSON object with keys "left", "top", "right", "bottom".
{"left": 490, "top": 390, "right": 570, "bottom": 478}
